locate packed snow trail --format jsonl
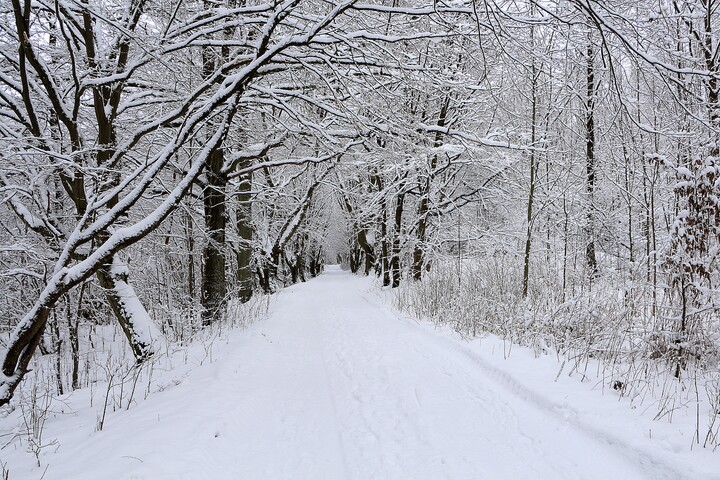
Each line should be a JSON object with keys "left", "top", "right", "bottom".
{"left": 7, "top": 266, "right": 715, "bottom": 479}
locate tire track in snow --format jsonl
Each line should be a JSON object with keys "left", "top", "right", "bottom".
{"left": 358, "top": 289, "right": 718, "bottom": 480}
{"left": 351, "top": 291, "right": 567, "bottom": 479}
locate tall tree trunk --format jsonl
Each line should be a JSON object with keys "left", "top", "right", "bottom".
{"left": 381, "top": 202, "right": 390, "bottom": 287}
{"left": 412, "top": 194, "right": 429, "bottom": 281}
{"left": 69, "top": 287, "right": 83, "bottom": 390}
{"left": 201, "top": 148, "right": 228, "bottom": 324}
{"left": 390, "top": 191, "right": 405, "bottom": 288}
{"left": 349, "top": 243, "right": 361, "bottom": 273}
{"left": 522, "top": 31, "right": 539, "bottom": 298}
{"left": 236, "top": 168, "right": 253, "bottom": 303}
{"left": 185, "top": 205, "right": 196, "bottom": 308}
{"left": 585, "top": 43, "right": 598, "bottom": 277}
{"left": 200, "top": 21, "right": 228, "bottom": 324}
{"left": 49, "top": 309, "right": 63, "bottom": 395}
{"left": 371, "top": 173, "right": 391, "bottom": 287}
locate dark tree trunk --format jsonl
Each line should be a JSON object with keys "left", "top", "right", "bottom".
{"left": 201, "top": 148, "right": 228, "bottom": 324}
{"left": 256, "top": 265, "right": 272, "bottom": 294}
{"left": 349, "top": 243, "right": 361, "bottom": 273}
{"left": 585, "top": 43, "right": 598, "bottom": 276}
{"left": 390, "top": 191, "right": 405, "bottom": 288}
{"left": 286, "top": 250, "right": 300, "bottom": 284}
{"left": 297, "top": 258, "right": 306, "bottom": 282}
{"left": 522, "top": 32, "right": 539, "bottom": 298}
{"left": 357, "top": 230, "right": 375, "bottom": 275}
{"left": 412, "top": 195, "right": 429, "bottom": 281}
{"left": 185, "top": 203, "right": 196, "bottom": 308}
{"left": 1, "top": 303, "right": 54, "bottom": 407}
{"left": 69, "top": 291, "right": 80, "bottom": 390}
{"left": 200, "top": 4, "right": 229, "bottom": 323}
{"left": 381, "top": 203, "right": 390, "bottom": 287}
{"left": 236, "top": 169, "right": 253, "bottom": 303}
{"left": 49, "top": 309, "right": 63, "bottom": 395}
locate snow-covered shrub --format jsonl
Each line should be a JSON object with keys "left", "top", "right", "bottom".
{"left": 663, "top": 154, "right": 720, "bottom": 378}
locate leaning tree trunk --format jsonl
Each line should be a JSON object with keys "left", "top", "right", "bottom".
{"left": 0, "top": 303, "right": 53, "bottom": 406}
{"left": 97, "top": 257, "right": 161, "bottom": 360}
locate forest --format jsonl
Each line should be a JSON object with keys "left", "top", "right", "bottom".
{"left": 2, "top": 0, "right": 720, "bottom": 476}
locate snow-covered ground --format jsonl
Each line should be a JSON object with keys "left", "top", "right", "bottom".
{"left": 3, "top": 265, "right": 720, "bottom": 479}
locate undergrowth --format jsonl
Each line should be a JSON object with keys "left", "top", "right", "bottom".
{"left": 394, "top": 255, "right": 720, "bottom": 449}
{"left": 0, "top": 293, "right": 271, "bottom": 471}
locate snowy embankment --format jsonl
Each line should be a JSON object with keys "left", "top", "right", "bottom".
{"left": 2, "top": 266, "right": 720, "bottom": 479}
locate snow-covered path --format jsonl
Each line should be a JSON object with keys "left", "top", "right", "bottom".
{"left": 5, "top": 266, "right": 717, "bottom": 479}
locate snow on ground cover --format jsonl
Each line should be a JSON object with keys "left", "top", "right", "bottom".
{"left": 2, "top": 265, "right": 720, "bottom": 479}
